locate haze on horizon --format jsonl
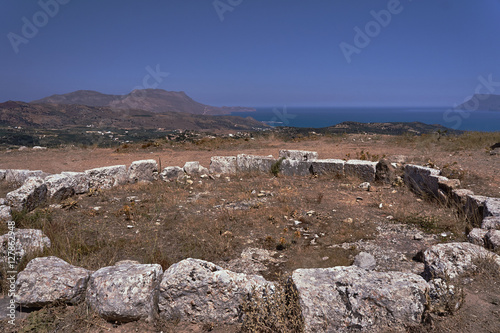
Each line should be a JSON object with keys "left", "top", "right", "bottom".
{"left": 1, "top": 0, "right": 500, "bottom": 108}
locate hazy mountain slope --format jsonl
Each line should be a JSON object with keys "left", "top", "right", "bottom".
{"left": 0, "top": 101, "right": 264, "bottom": 131}
{"left": 31, "top": 89, "right": 255, "bottom": 115}
{"left": 455, "top": 94, "right": 500, "bottom": 111}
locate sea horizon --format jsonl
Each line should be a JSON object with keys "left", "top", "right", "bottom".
{"left": 231, "top": 107, "right": 500, "bottom": 132}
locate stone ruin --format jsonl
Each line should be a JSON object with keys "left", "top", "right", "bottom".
{"left": 1, "top": 150, "right": 500, "bottom": 332}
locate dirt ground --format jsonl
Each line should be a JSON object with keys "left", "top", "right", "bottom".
{"left": 0, "top": 133, "right": 499, "bottom": 332}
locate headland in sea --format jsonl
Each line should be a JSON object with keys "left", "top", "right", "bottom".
{"left": 232, "top": 107, "right": 500, "bottom": 132}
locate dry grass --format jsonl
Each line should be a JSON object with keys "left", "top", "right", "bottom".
{"left": 387, "top": 187, "right": 469, "bottom": 240}
{"left": 241, "top": 276, "right": 304, "bottom": 332}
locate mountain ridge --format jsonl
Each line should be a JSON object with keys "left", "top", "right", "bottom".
{"left": 31, "top": 89, "right": 255, "bottom": 115}
{"left": 0, "top": 101, "right": 264, "bottom": 131}
{"left": 455, "top": 94, "right": 500, "bottom": 111}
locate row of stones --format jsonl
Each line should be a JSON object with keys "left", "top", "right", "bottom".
{"left": 210, "top": 150, "right": 379, "bottom": 181}
{"left": 403, "top": 164, "right": 500, "bottom": 250}
{"left": 0, "top": 150, "right": 384, "bottom": 217}
{"left": 14, "top": 241, "right": 500, "bottom": 332}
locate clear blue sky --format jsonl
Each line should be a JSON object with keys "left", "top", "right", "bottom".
{"left": 1, "top": 0, "right": 500, "bottom": 107}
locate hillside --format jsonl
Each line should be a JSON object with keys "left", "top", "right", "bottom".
{"left": 31, "top": 89, "right": 255, "bottom": 115}
{"left": 0, "top": 101, "right": 264, "bottom": 131}
{"left": 456, "top": 94, "right": 500, "bottom": 111}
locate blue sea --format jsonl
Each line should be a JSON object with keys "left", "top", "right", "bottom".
{"left": 231, "top": 107, "right": 500, "bottom": 132}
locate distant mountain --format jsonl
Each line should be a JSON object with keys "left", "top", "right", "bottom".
{"left": 455, "top": 94, "right": 500, "bottom": 111}
{"left": 0, "top": 101, "right": 265, "bottom": 131}
{"left": 31, "top": 89, "right": 255, "bottom": 115}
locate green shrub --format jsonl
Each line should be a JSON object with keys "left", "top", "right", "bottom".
{"left": 271, "top": 157, "right": 285, "bottom": 177}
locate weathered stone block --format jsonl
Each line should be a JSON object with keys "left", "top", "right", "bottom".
{"left": 0, "top": 229, "right": 51, "bottom": 265}
{"left": 344, "top": 160, "right": 377, "bottom": 182}
{"left": 428, "top": 278, "right": 462, "bottom": 315}
{"left": 423, "top": 242, "right": 500, "bottom": 280}
{"left": 375, "top": 159, "right": 396, "bottom": 184}
{"left": 278, "top": 150, "right": 318, "bottom": 161}
{"left": 482, "top": 216, "right": 500, "bottom": 230}
{"left": 158, "top": 258, "right": 273, "bottom": 324}
{"left": 60, "top": 172, "right": 90, "bottom": 194}
{"left": 128, "top": 159, "right": 158, "bottom": 183}
{"left": 5, "top": 170, "right": 47, "bottom": 186}
{"left": 85, "top": 165, "right": 127, "bottom": 190}
{"left": 236, "top": 154, "right": 277, "bottom": 173}
{"left": 280, "top": 159, "right": 312, "bottom": 176}
{"left": 485, "top": 229, "right": 500, "bottom": 251}
{"left": 0, "top": 205, "right": 11, "bottom": 222}
{"left": 466, "top": 194, "right": 489, "bottom": 228}
{"left": 209, "top": 156, "right": 237, "bottom": 174}
{"left": 403, "top": 164, "right": 441, "bottom": 197}
{"left": 292, "top": 266, "right": 429, "bottom": 332}
{"left": 451, "top": 189, "right": 474, "bottom": 206}
{"left": 467, "top": 228, "right": 487, "bottom": 247}
{"left": 15, "top": 256, "right": 91, "bottom": 307}
{"left": 160, "top": 166, "right": 185, "bottom": 181}
{"left": 310, "top": 159, "right": 345, "bottom": 176}
{"left": 44, "top": 174, "right": 77, "bottom": 201}
{"left": 485, "top": 197, "right": 500, "bottom": 218}
{"left": 6, "top": 177, "right": 47, "bottom": 211}
{"left": 86, "top": 261, "right": 163, "bottom": 323}
{"left": 183, "top": 161, "right": 208, "bottom": 176}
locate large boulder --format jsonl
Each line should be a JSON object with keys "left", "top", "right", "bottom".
{"left": 6, "top": 177, "right": 47, "bottom": 211}
{"left": 4, "top": 170, "right": 46, "bottom": 185}
{"left": 15, "top": 256, "right": 91, "bottom": 307}
{"left": 344, "top": 160, "right": 377, "bottom": 182}
{"left": 278, "top": 150, "right": 318, "bottom": 161}
{"left": 279, "top": 159, "right": 312, "bottom": 176}
{"left": 61, "top": 172, "right": 90, "bottom": 194}
{"left": 44, "top": 174, "right": 77, "bottom": 201}
{"left": 0, "top": 205, "right": 11, "bottom": 222}
{"left": 128, "top": 159, "right": 158, "bottom": 183}
{"left": 86, "top": 261, "right": 163, "bottom": 323}
{"left": 160, "top": 166, "right": 185, "bottom": 181}
{"left": 423, "top": 242, "right": 500, "bottom": 280}
{"left": 209, "top": 156, "right": 237, "bottom": 174}
{"left": 310, "top": 159, "right": 345, "bottom": 176}
{"left": 158, "top": 258, "right": 273, "bottom": 324}
{"left": 292, "top": 266, "right": 429, "bottom": 332}
{"left": 0, "top": 228, "right": 51, "bottom": 265}
{"left": 85, "top": 165, "right": 128, "bottom": 190}
{"left": 236, "top": 154, "right": 277, "bottom": 173}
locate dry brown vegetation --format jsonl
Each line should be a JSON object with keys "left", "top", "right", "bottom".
{"left": 0, "top": 131, "right": 499, "bottom": 332}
